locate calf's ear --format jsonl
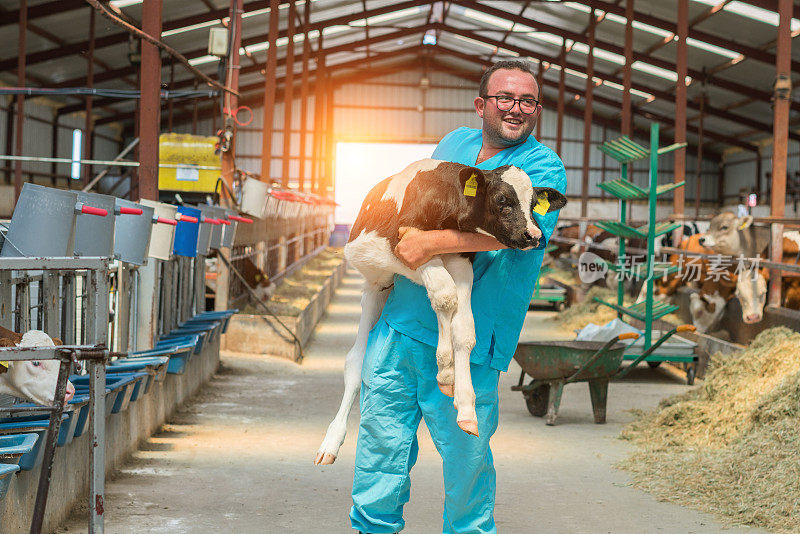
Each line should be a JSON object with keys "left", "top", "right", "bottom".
{"left": 737, "top": 215, "right": 753, "bottom": 230}
{"left": 458, "top": 167, "right": 485, "bottom": 199}
{"left": 532, "top": 188, "right": 567, "bottom": 213}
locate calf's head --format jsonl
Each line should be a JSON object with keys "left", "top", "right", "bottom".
{"left": 465, "top": 165, "right": 567, "bottom": 249}
{"left": 699, "top": 212, "right": 752, "bottom": 256}
{"left": 1, "top": 330, "right": 75, "bottom": 407}
{"left": 735, "top": 270, "right": 767, "bottom": 324}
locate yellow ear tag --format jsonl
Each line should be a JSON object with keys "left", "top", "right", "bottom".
{"left": 464, "top": 173, "right": 478, "bottom": 197}
{"left": 740, "top": 221, "right": 748, "bottom": 229}
{"left": 0, "top": 361, "right": 8, "bottom": 369}
{"left": 533, "top": 192, "right": 550, "bottom": 216}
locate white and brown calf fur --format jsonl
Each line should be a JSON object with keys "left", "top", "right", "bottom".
{"left": 315, "top": 159, "right": 566, "bottom": 465}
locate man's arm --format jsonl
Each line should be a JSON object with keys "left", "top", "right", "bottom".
{"left": 394, "top": 227, "right": 506, "bottom": 270}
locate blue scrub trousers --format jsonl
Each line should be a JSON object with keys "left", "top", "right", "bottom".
{"left": 350, "top": 320, "right": 500, "bottom": 534}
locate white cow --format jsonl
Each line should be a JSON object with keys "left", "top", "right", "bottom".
{"left": 314, "top": 159, "right": 566, "bottom": 465}
{"left": 0, "top": 330, "right": 75, "bottom": 406}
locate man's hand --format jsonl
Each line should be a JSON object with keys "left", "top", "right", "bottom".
{"left": 394, "top": 227, "right": 434, "bottom": 270}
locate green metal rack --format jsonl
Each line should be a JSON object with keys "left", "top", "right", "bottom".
{"left": 593, "top": 123, "right": 688, "bottom": 355}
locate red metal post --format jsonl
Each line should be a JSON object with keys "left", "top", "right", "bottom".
{"left": 281, "top": 0, "right": 297, "bottom": 188}
{"left": 694, "top": 96, "right": 705, "bottom": 218}
{"left": 769, "top": 0, "right": 793, "bottom": 307}
{"left": 298, "top": 0, "right": 311, "bottom": 191}
{"left": 621, "top": 0, "right": 633, "bottom": 136}
{"left": 13, "top": 0, "right": 27, "bottom": 202}
{"left": 137, "top": 0, "right": 162, "bottom": 201}
{"left": 581, "top": 10, "right": 595, "bottom": 219}
{"left": 556, "top": 44, "right": 565, "bottom": 155}
{"left": 325, "top": 76, "right": 335, "bottom": 198}
{"left": 82, "top": 6, "right": 95, "bottom": 187}
{"left": 674, "top": 0, "right": 688, "bottom": 242}
{"left": 261, "top": 0, "right": 280, "bottom": 182}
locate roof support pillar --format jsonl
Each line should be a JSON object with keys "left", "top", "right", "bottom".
{"left": 556, "top": 44, "right": 566, "bottom": 155}
{"left": 136, "top": 0, "right": 162, "bottom": 201}
{"left": 581, "top": 9, "right": 595, "bottom": 220}
{"left": 673, "top": 0, "right": 688, "bottom": 243}
{"left": 13, "top": 0, "right": 27, "bottom": 202}
{"left": 325, "top": 77, "right": 335, "bottom": 198}
{"left": 535, "top": 59, "right": 544, "bottom": 141}
{"left": 694, "top": 96, "right": 705, "bottom": 219}
{"left": 298, "top": 0, "right": 311, "bottom": 191}
{"left": 621, "top": 0, "right": 633, "bottom": 136}
{"left": 221, "top": 0, "right": 243, "bottom": 195}
{"left": 281, "top": 0, "right": 296, "bottom": 188}
{"left": 312, "top": 39, "right": 325, "bottom": 194}
{"left": 261, "top": 0, "right": 280, "bottom": 182}
{"left": 769, "top": 0, "right": 793, "bottom": 307}
{"left": 82, "top": 6, "right": 95, "bottom": 187}
{"left": 51, "top": 112, "right": 58, "bottom": 186}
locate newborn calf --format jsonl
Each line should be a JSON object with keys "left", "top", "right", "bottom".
{"left": 0, "top": 328, "right": 75, "bottom": 406}
{"left": 315, "top": 159, "right": 566, "bottom": 465}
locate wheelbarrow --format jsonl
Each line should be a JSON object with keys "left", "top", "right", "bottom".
{"left": 512, "top": 325, "right": 696, "bottom": 425}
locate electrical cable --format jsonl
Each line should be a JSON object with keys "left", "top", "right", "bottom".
{"left": 83, "top": 0, "right": 238, "bottom": 97}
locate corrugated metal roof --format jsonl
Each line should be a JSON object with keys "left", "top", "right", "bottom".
{"left": 0, "top": 0, "right": 797, "bottom": 156}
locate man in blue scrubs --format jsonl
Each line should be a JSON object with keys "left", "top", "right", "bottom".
{"left": 350, "top": 59, "right": 567, "bottom": 534}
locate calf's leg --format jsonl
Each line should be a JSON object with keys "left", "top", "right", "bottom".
{"left": 417, "top": 258, "right": 458, "bottom": 397}
{"left": 442, "top": 255, "right": 478, "bottom": 437}
{"left": 315, "top": 283, "right": 390, "bottom": 465}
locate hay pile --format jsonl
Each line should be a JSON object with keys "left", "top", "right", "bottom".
{"left": 543, "top": 264, "right": 580, "bottom": 286}
{"left": 553, "top": 286, "right": 619, "bottom": 332}
{"left": 243, "top": 248, "right": 344, "bottom": 316}
{"left": 620, "top": 327, "right": 800, "bottom": 533}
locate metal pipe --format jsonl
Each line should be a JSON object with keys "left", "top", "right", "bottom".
{"left": 14, "top": 0, "right": 27, "bottom": 202}
{"left": 674, "top": 0, "right": 688, "bottom": 245}
{"left": 0, "top": 153, "right": 218, "bottom": 170}
{"left": 260, "top": 0, "right": 280, "bottom": 182}
{"left": 282, "top": 0, "right": 297, "bottom": 188}
{"left": 81, "top": 137, "right": 140, "bottom": 192}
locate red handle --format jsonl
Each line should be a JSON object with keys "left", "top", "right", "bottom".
{"left": 179, "top": 215, "right": 199, "bottom": 223}
{"left": 80, "top": 205, "right": 108, "bottom": 217}
{"left": 156, "top": 216, "right": 177, "bottom": 226}
{"left": 219, "top": 219, "right": 231, "bottom": 225}
{"left": 203, "top": 217, "right": 220, "bottom": 225}
{"left": 119, "top": 207, "right": 143, "bottom": 215}
{"left": 228, "top": 215, "right": 253, "bottom": 223}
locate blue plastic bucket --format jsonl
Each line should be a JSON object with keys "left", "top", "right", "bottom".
{"left": 173, "top": 206, "right": 201, "bottom": 258}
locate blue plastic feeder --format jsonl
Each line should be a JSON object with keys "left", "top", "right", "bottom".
{"left": 158, "top": 334, "right": 203, "bottom": 355}
{"left": 108, "top": 372, "right": 149, "bottom": 405}
{"left": 70, "top": 394, "right": 91, "bottom": 438}
{"left": 108, "top": 356, "right": 168, "bottom": 393}
{"left": 8, "top": 406, "right": 82, "bottom": 447}
{"left": 173, "top": 206, "right": 201, "bottom": 258}
{"left": 0, "top": 433, "right": 39, "bottom": 465}
{"left": 71, "top": 376, "right": 131, "bottom": 417}
{"left": 0, "top": 464, "right": 20, "bottom": 500}
{"left": 0, "top": 417, "right": 66, "bottom": 471}
{"left": 185, "top": 309, "right": 237, "bottom": 333}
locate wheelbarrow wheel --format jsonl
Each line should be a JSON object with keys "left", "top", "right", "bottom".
{"left": 525, "top": 384, "right": 550, "bottom": 417}
{"left": 647, "top": 361, "right": 662, "bottom": 369}
{"left": 686, "top": 365, "right": 696, "bottom": 386}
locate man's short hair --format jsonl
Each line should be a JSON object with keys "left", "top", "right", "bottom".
{"left": 478, "top": 60, "right": 538, "bottom": 97}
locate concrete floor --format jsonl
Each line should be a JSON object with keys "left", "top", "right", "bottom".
{"left": 58, "top": 269, "right": 770, "bottom": 534}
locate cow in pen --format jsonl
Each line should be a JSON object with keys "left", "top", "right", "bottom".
{"left": 315, "top": 159, "right": 566, "bottom": 465}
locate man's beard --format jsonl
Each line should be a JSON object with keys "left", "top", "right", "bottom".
{"left": 485, "top": 113, "right": 536, "bottom": 147}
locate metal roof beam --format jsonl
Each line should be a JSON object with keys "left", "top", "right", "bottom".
{"left": 0, "top": 0, "right": 85, "bottom": 29}
{"left": 440, "top": 23, "right": 800, "bottom": 136}
{"left": 572, "top": 0, "right": 800, "bottom": 74}
{"left": 460, "top": 0, "right": 797, "bottom": 111}
{"left": 0, "top": 0, "right": 436, "bottom": 77}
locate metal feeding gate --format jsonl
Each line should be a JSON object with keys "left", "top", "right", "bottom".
{"left": 0, "top": 257, "right": 113, "bottom": 534}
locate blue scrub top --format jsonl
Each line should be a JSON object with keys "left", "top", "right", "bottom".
{"left": 380, "top": 127, "right": 567, "bottom": 372}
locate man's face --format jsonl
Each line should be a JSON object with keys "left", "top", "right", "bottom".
{"left": 474, "top": 68, "right": 541, "bottom": 148}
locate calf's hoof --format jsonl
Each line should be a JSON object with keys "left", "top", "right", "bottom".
{"left": 457, "top": 419, "right": 479, "bottom": 437}
{"left": 314, "top": 452, "right": 337, "bottom": 465}
{"left": 438, "top": 383, "right": 454, "bottom": 397}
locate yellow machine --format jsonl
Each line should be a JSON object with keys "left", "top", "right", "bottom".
{"left": 158, "top": 133, "right": 220, "bottom": 193}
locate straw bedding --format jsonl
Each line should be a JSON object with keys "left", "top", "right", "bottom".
{"left": 620, "top": 327, "right": 800, "bottom": 533}
{"left": 552, "top": 286, "right": 620, "bottom": 332}
{"left": 243, "top": 247, "right": 344, "bottom": 316}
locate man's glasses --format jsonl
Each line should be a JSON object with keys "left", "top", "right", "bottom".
{"left": 483, "top": 95, "right": 539, "bottom": 114}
